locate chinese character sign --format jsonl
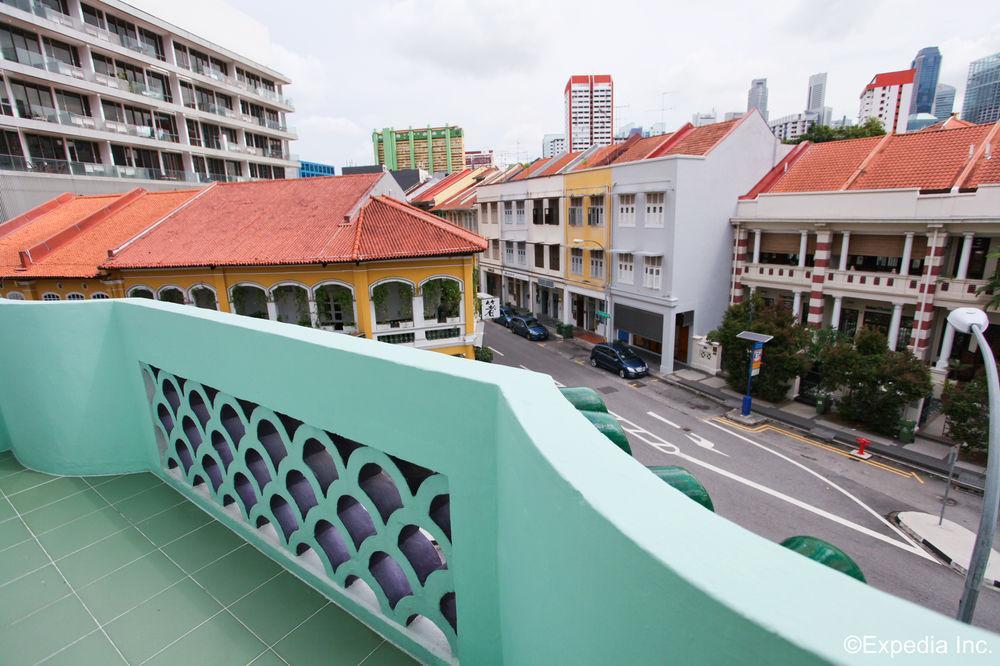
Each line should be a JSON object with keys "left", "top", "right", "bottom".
{"left": 481, "top": 297, "right": 499, "bottom": 320}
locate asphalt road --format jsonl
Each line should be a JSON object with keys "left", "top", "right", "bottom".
{"left": 483, "top": 321, "right": 1000, "bottom": 632}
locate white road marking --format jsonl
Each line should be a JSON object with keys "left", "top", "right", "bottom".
{"left": 487, "top": 346, "right": 504, "bottom": 357}
{"left": 647, "top": 411, "right": 728, "bottom": 456}
{"left": 646, "top": 411, "right": 680, "bottom": 429}
{"left": 609, "top": 411, "right": 934, "bottom": 561}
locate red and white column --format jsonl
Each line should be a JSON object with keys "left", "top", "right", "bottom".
{"left": 909, "top": 229, "right": 947, "bottom": 359}
{"left": 807, "top": 230, "right": 831, "bottom": 328}
{"left": 730, "top": 227, "right": 748, "bottom": 305}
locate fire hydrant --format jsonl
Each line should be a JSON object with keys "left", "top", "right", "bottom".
{"left": 851, "top": 437, "right": 872, "bottom": 460}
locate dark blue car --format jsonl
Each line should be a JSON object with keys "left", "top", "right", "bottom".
{"left": 492, "top": 305, "right": 518, "bottom": 328}
{"left": 510, "top": 316, "right": 549, "bottom": 341}
{"left": 590, "top": 342, "right": 648, "bottom": 378}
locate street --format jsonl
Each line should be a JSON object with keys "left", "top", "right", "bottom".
{"left": 484, "top": 321, "right": 1000, "bottom": 632}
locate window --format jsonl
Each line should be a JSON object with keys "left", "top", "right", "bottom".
{"left": 82, "top": 3, "right": 105, "bottom": 29}
{"left": 91, "top": 293, "right": 109, "bottom": 299}
{"left": 549, "top": 245, "right": 560, "bottom": 271}
{"left": 179, "top": 81, "right": 196, "bottom": 109}
{"left": 56, "top": 90, "right": 89, "bottom": 118}
{"left": 66, "top": 293, "right": 84, "bottom": 300}
{"left": 569, "top": 197, "right": 583, "bottom": 226}
{"left": 0, "top": 25, "right": 41, "bottom": 66}
{"left": 101, "top": 100, "right": 123, "bottom": 122}
{"left": 42, "top": 293, "right": 60, "bottom": 301}
{"left": 504, "top": 241, "right": 514, "bottom": 263}
{"left": 490, "top": 239, "right": 499, "bottom": 259}
{"left": 617, "top": 253, "right": 634, "bottom": 284}
{"left": 10, "top": 79, "right": 54, "bottom": 119}
{"left": 66, "top": 139, "right": 98, "bottom": 163}
{"left": 588, "top": 195, "right": 605, "bottom": 226}
{"left": 531, "top": 200, "right": 544, "bottom": 225}
{"left": 618, "top": 194, "right": 635, "bottom": 227}
{"left": 503, "top": 202, "right": 513, "bottom": 225}
{"left": 43, "top": 38, "right": 79, "bottom": 67}
{"left": 138, "top": 28, "right": 164, "bottom": 60}
{"left": 25, "top": 133, "right": 65, "bottom": 161}
{"left": 590, "top": 250, "right": 604, "bottom": 278}
{"left": 146, "top": 72, "right": 171, "bottom": 102}
{"left": 517, "top": 242, "right": 527, "bottom": 265}
{"left": 92, "top": 53, "right": 114, "bottom": 77}
{"left": 5, "top": 292, "right": 25, "bottom": 300}
{"left": 571, "top": 248, "right": 583, "bottom": 274}
{"left": 534, "top": 244, "right": 545, "bottom": 268}
{"left": 174, "top": 43, "right": 189, "bottom": 69}
{"left": 643, "top": 256, "right": 663, "bottom": 289}
{"left": 515, "top": 201, "right": 525, "bottom": 225}
{"left": 645, "top": 192, "right": 664, "bottom": 227}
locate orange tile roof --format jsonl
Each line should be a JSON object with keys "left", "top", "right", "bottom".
{"left": 568, "top": 143, "right": 622, "bottom": 172}
{"left": 919, "top": 116, "right": 975, "bottom": 132}
{"left": 410, "top": 168, "right": 475, "bottom": 204}
{"left": 0, "top": 189, "right": 200, "bottom": 278}
{"left": 430, "top": 167, "right": 503, "bottom": 212}
{"left": 745, "top": 121, "right": 1000, "bottom": 196}
{"left": 103, "top": 176, "right": 484, "bottom": 269}
{"left": 612, "top": 133, "right": 674, "bottom": 164}
{"left": 536, "top": 151, "right": 581, "bottom": 176}
{"left": 510, "top": 157, "right": 554, "bottom": 181}
{"left": 655, "top": 119, "right": 741, "bottom": 156}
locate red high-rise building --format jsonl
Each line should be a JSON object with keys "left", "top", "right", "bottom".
{"left": 564, "top": 75, "right": 614, "bottom": 151}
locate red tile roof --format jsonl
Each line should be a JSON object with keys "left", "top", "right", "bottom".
{"left": 652, "top": 118, "right": 741, "bottom": 157}
{"left": 537, "top": 151, "right": 581, "bottom": 176}
{"left": 744, "top": 121, "right": 1000, "bottom": 196}
{"left": 919, "top": 116, "right": 975, "bottom": 132}
{"left": 864, "top": 69, "right": 915, "bottom": 92}
{"left": 409, "top": 168, "right": 475, "bottom": 204}
{"left": 511, "top": 157, "right": 555, "bottom": 181}
{"left": 0, "top": 189, "right": 200, "bottom": 278}
{"left": 430, "top": 167, "right": 503, "bottom": 212}
{"left": 612, "top": 133, "right": 675, "bottom": 164}
{"left": 103, "top": 176, "right": 484, "bottom": 269}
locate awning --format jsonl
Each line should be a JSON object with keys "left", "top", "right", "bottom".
{"left": 610, "top": 248, "right": 634, "bottom": 254}
{"left": 634, "top": 251, "right": 663, "bottom": 257}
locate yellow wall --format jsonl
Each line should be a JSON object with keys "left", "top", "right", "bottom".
{"left": 0, "top": 277, "right": 123, "bottom": 300}
{"left": 563, "top": 166, "right": 613, "bottom": 289}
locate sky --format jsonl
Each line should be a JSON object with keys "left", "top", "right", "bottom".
{"left": 130, "top": 0, "right": 1000, "bottom": 169}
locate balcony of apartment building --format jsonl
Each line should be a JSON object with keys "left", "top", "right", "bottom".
{"left": 526, "top": 196, "right": 562, "bottom": 246}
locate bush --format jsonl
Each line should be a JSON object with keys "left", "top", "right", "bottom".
{"left": 942, "top": 376, "right": 988, "bottom": 456}
{"left": 708, "top": 294, "right": 810, "bottom": 402}
{"left": 556, "top": 322, "right": 574, "bottom": 338}
{"left": 474, "top": 346, "right": 493, "bottom": 363}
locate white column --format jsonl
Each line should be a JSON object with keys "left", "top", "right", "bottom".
{"left": 307, "top": 298, "right": 319, "bottom": 327}
{"left": 265, "top": 298, "right": 277, "bottom": 321}
{"left": 935, "top": 316, "right": 956, "bottom": 369}
{"left": 956, "top": 232, "right": 975, "bottom": 280}
{"left": 830, "top": 297, "right": 843, "bottom": 330}
{"left": 752, "top": 230, "right": 762, "bottom": 264}
{"left": 839, "top": 231, "right": 850, "bottom": 271}
{"left": 529, "top": 281, "right": 538, "bottom": 313}
{"left": 792, "top": 291, "right": 802, "bottom": 321}
{"left": 561, "top": 288, "right": 572, "bottom": 324}
{"left": 900, "top": 233, "right": 914, "bottom": 277}
{"left": 412, "top": 295, "right": 425, "bottom": 327}
{"left": 887, "top": 303, "right": 904, "bottom": 351}
{"left": 798, "top": 230, "right": 808, "bottom": 268}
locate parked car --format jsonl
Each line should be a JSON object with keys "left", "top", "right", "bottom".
{"left": 510, "top": 316, "right": 549, "bottom": 341}
{"left": 590, "top": 342, "right": 648, "bottom": 378}
{"left": 492, "top": 305, "right": 517, "bottom": 328}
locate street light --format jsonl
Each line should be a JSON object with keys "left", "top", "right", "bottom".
{"left": 946, "top": 307, "right": 999, "bottom": 624}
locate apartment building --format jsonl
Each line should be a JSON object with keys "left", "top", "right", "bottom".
{"left": 372, "top": 125, "right": 464, "bottom": 172}
{"left": 0, "top": 0, "right": 297, "bottom": 219}
{"left": 732, "top": 120, "right": 1000, "bottom": 391}
{"left": 564, "top": 74, "right": 613, "bottom": 151}
{"left": 858, "top": 68, "right": 914, "bottom": 133}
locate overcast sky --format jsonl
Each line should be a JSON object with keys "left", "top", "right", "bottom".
{"left": 131, "top": 0, "right": 1000, "bottom": 169}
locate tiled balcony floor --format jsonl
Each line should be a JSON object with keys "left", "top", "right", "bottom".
{"left": 0, "top": 450, "right": 414, "bottom": 665}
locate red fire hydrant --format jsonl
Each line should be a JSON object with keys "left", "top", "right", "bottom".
{"left": 852, "top": 437, "right": 872, "bottom": 459}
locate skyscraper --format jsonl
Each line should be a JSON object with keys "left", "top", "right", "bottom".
{"left": 542, "top": 133, "right": 567, "bottom": 158}
{"left": 962, "top": 52, "right": 1000, "bottom": 124}
{"left": 806, "top": 73, "right": 827, "bottom": 113}
{"left": 747, "top": 78, "right": 768, "bottom": 121}
{"left": 909, "top": 47, "right": 942, "bottom": 114}
{"left": 932, "top": 84, "right": 957, "bottom": 121}
{"left": 564, "top": 75, "right": 614, "bottom": 151}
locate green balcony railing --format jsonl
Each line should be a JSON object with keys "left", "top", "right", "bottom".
{"left": 0, "top": 297, "right": 995, "bottom": 664}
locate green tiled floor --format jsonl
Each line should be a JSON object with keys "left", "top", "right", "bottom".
{"left": 0, "top": 450, "right": 415, "bottom": 665}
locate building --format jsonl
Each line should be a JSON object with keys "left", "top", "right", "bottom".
{"left": 564, "top": 74, "right": 613, "bottom": 151}
{"left": 371, "top": 125, "right": 464, "bottom": 172}
{"left": 909, "top": 47, "right": 942, "bottom": 115}
{"left": 806, "top": 72, "right": 827, "bottom": 113}
{"left": 408, "top": 166, "right": 491, "bottom": 211}
{"left": 747, "top": 78, "right": 768, "bottom": 120}
{"left": 932, "top": 83, "right": 956, "bottom": 120}
{"left": 691, "top": 111, "right": 717, "bottom": 127}
{"left": 731, "top": 120, "right": 1000, "bottom": 393}
{"left": 858, "top": 69, "right": 915, "bottom": 133}
{"left": 1, "top": 173, "right": 487, "bottom": 357}
{"left": 0, "top": 0, "right": 297, "bottom": 221}
{"left": 542, "top": 132, "right": 566, "bottom": 157}
{"left": 962, "top": 52, "right": 1000, "bottom": 124}
{"left": 298, "top": 160, "right": 334, "bottom": 178}
{"left": 831, "top": 115, "right": 855, "bottom": 129}
{"left": 342, "top": 164, "right": 428, "bottom": 192}
{"left": 464, "top": 149, "right": 493, "bottom": 168}
{"left": 430, "top": 165, "right": 515, "bottom": 233}
{"left": 769, "top": 112, "right": 818, "bottom": 142}
{"left": 723, "top": 112, "right": 744, "bottom": 122}
{"left": 905, "top": 112, "right": 939, "bottom": 132}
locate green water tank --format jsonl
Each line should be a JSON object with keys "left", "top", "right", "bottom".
{"left": 780, "top": 535, "right": 866, "bottom": 583}
{"left": 647, "top": 466, "right": 714, "bottom": 512}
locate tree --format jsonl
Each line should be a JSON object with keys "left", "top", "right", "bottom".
{"left": 818, "top": 329, "right": 931, "bottom": 435}
{"left": 708, "top": 294, "right": 810, "bottom": 402}
{"left": 976, "top": 253, "right": 1000, "bottom": 311}
{"left": 942, "top": 376, "right": 989, "bottom": 456}
{"left": 787, "top": 117, "right": 885, "bottom": 144}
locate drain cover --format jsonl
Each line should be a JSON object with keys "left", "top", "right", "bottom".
{"left": 597, "top": 386, "right": 618, "bottom": 395}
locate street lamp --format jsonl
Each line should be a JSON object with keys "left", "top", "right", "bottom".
{"left": 946, "top": 307, "right": 999, "bottom": 624}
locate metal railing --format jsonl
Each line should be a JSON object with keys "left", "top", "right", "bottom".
{"left": 0, "top": 153, "right": 245, "bottom": 183}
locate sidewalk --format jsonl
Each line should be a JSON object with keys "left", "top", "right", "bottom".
{"left": 660, "top": 364, "right": 989, "bottom": 492}
{"left": 895, "top": 512, "right": 1000, "bottom": 588}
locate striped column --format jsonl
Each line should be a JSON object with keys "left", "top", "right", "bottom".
{"left": 730, "top": 227, "right": 749, "bottom": 304}
{"left": 807, "top": 230, "right": 831, "bottom": 328}
{"left": 908, "top": 230, "right": 948, "bottom": 358}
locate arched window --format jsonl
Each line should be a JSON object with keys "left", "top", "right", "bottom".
{"left": 42, "top": 293, "right": 60, "bottom": 301}
{"left": 314, "top": 283, "right": 355, "bottom": 330}
{"left": 128, "top": 287, "right": 154, "bottom": 299}
{"left": 190, "top": 286, "right": 218, "bottom": 310}
{"left": 159, "top": 287, "right": 185, "bottom": 304}
{"left": 372, "top": 280, "right": 414, "bottom": 327}
{"left": 272, "top": 284, "right": 310, "bottom": 326}
{"left": 231, "top": 285, "right": 269, "bottom": 319}
{"left": 91, "top": 293, "right": 109, "bottom": 299}
{"left": 421, "top": 278, "right": 462, "bottom": 323}
{"left": 5, "top": 292, "right": 24, "bottom": 300}
{"left": 66, "top": 293, "right": 85, "bottom": 300}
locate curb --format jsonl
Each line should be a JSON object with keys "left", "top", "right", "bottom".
{"left": 891, "top": 515, "right": 1000, "bottom": 589}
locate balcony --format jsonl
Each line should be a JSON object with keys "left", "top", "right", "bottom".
{"left": 0, "top": 154, "right": 199, "bottom": 182}
{"left": 0, "top": 45, "right": 85, "bottom": 79}
{"left": 741, "top": 262, "right": 814, "bottom": 290}
{"left": 0, "top": 297, "right": 991, "bottom": 663}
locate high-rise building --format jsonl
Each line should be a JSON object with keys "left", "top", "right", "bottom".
{"left": 542, "top": 133, "right": 566, "bottom": 157}
{"left": 372, "top": 125, "right": 464, "bottom": 172}
{"left": 564, "top": 74, "right": 613, "bottom": 151}
{"left": 806, "top": 73, "right": 827, "bottom": 113}
{"left": 858, "top": 69, "right": 915, "bottom": 133}
{"left": 299, "top": 160, "right": 334, "bottom": 177}
{"left": 747, "top": 78, "right": 768, "bottom": 120}
{"left": 769, "top": 113, "right": 816, "bottom": 142}
{"left": 909, "top": 47, "right": 942, "bottom": 114}
{"left": 691, "top": 111, "right": 717, "bottom": 127}
{"left": 932, "top": 83, "right": 956, "bottom": 120}
{"left": 723, "top": 111, "right": 744, "bottom": 121}
{"left": 962, "top": 52, "right": 1000, "bottom": 124}
{"left": 464, "top": 149, "right": 493, "bottom": 168}
{"left": 0, "top": 0, "right": 297, "bottom": 219}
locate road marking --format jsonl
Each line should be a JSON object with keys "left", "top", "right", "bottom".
{"left": 609, "top": 411, "right": 934, "bottom": 561}
{"left": 487, "top": 346, "right": 504, "bottom": 357}
{"left": 646, "top": 411, "right": 680, "bottom": 429}
{"left": 715, "top": 418, "right": 922, "bottom": 483}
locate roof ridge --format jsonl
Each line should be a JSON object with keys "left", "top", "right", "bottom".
{"left": 954, "top": 120, "right": 1000, "bottom": 192}
{"left": 0, "top": 192, "right": 76, "bottom": 240}
{"left": 841, "top": 132, "right": 894, "bottom": 190}
{"left": 375, "top": 195, "right": 485, "bottom": 244}
{"left": 106, "top": 184, "right": 217, "bottom": 260}
{"left": 699, "top": 113, "right": 753, "bottom": 157}
{"left": 646, "top": 123, "right": 696, "bottom": 159}
{"left": 740, "top": 141, "right": 812, "bottom": 199}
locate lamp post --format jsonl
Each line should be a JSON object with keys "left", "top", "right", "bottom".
{"left": 946, "top": 307, "right": 999, "bottom": 624}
